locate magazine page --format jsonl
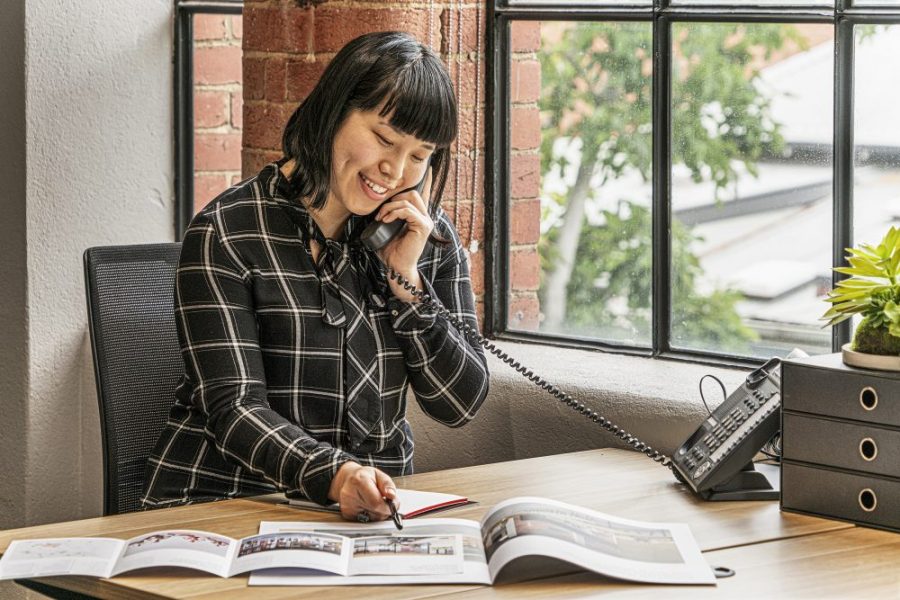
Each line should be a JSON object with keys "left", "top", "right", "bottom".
{"left": 0, "top": 538, "right": 125, "bottom": 580}
{"left": 249, "top": 518, "right": 490, "bottom": 586}
{"left": 227, "top": 530, "right": 352, "bottom": 577}
{"left": 480, "top": 497, "right": 716, "bottom": 585}
{"left": 347, "top": 533, "right": 463, "bottom": 576}
{"left": 110, "top": 530, "right": 237, "bottom": 577}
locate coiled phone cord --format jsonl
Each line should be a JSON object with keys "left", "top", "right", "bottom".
{"left": 387, "top": 268, "right": 674, "bottom": 469}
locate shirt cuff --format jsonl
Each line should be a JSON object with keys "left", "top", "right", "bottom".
{"left": 294, "top": 447, "right": 358, "bottom": 506}
{"left": 387, "top": 271, "right": 440, "bottom": 332}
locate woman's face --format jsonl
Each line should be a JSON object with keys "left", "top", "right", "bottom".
{"left": 327, "top": 107, "right": 435, "bottom": 219}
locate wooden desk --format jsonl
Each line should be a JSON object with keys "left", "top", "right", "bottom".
{"left": 1, "top": 449, "right": 897, "bottom": 598}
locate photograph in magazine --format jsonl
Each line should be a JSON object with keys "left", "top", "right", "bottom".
{"left": 482, "top": 502, "right": 684, "bottom": 564}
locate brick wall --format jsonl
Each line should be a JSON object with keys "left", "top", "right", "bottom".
{"left": 193, "top": 13, "right": 244, "bottom": 214}
{"left": 241, "top": 2, "right": 543, "bottom": 330}
{"left": 508, "top": 20, "right": 541, "bottom": 331}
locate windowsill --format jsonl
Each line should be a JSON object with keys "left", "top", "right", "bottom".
{"left": 407, "top": 340, "right": 753, "bottom": 473}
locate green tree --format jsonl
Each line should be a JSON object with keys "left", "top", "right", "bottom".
{"left": 538, "top": 22, "right": 801, "bottom": 349}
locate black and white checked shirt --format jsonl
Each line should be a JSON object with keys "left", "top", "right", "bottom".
{"left": 141, "top": 161, "right": 489, "bottom": 508}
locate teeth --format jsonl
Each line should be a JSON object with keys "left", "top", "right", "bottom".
{"left": 362, "top": 175, "right": 387, "bottom": 194}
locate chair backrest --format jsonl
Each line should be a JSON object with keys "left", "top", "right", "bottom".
{"left": 84, "top": 243, "right": 183, "bottom": 515}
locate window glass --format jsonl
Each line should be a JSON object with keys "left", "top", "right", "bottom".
{"left": 507, "top": 21, "right": 654, "bottom": 346}
{"left": 669, "top": 23, "right": 834, "bottom": 358}
{"left": 853, "top": 24, "right": 900, "bottom": 268}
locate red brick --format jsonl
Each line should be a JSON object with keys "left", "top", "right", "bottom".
{"left": 442, "top": 152, "right": 485, "bottom": 203}
{"left": 194, "top": 90, "right": 229, "bottom": 128}
{"left": 230, "top": 15, "right": 243, "bottom": 40}
{"left": 474, "top": 300, "right": 485, "bottom": 332}
{"left": 243, "top": 101, "right": 293, "bottom": 151}
{"left": 243, "top": 148, "right": 283, "bottom": 178}
{"left": 445, "top": 6, "right": 486, "bottom": 54}
{"left": 265, "top": 57, "right": 286, "bottom": 102}
{"left": 194, "top": 174, "right": 229, "bottom": 213}
{"left": 243, "top": 6, "right": 286, "bottom": 52}
{"left": 231, "top": 92, "right": 243, "bottom": 130}
{"left": 243, "top": 57, "right": 266, "bottom": 101}
{"left": 510, "top": 106, "right": 540, "bottom": 151}
{"left": 194, "top": 13, "right": 228, "bottom": 41}
{"left": 444, "top": 200, "right": 483, "bottom": 243}
{"left": 467, "top": 244, "right": 485, "bottom": 296}
{"left": 510, "top": 198, "right": 541, "bottom": 245}
{"left": 455, "top": 107, "right": 486, "bottom": 154}
{"left": 286, "top": 58, "right": 327, "bottom": 102}
{"left": 508, "top": 293, "right": 541, "bottom": 331}
{"left": 510, "top": 248, "right": 540, "bottom": 290}
{"left": 194, "top": 46, "right": 242, "bottom": 85}
{"left": 314, "top": 8, "right": 431, "bottom": 53}
{"left": 449, "top": 54, "right": 486, "bottom": 108}
{"left": 285, "top": 7, "right": 315, "bottom": 55}
{"left": 510, "top": 153, "right": 540, "bottom": 199}
{"left": 511, "top": 21, "right": 541, "bottom": 53}
{"left": 511, "top": 58, "right": 540, "bottom": 104}
{"left": 195, "top": 133, "right": 243, "bottom": 171}
{"left": 231, "top": 173, "right": 244, "bottom": 186}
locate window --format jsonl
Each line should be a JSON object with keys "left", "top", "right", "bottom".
{"left": 490, "top": 1, "right": 900, "bottom": 365}
{"left": 175, "top": 0, "right": 244, "bottom": 237}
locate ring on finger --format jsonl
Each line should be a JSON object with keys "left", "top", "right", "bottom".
{"left": 356, "top": 510, "right": 370, "bottom": 523}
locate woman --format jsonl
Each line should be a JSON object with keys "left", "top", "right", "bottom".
{"left": 141, "top": 31, "right": 490, "bottom": 522}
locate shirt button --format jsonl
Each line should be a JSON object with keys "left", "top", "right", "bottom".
{"left": 391, "top": 309, "right": 399, "bottom": 317}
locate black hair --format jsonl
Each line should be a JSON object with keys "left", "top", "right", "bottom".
{"left": 281, "top": 31, "right": 458, "bottom": 222}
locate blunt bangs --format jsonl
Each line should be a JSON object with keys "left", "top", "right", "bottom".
{"left": 349, "top": 50, "right": 457, "bottom": 149}
{"left": 281, "top": 31, "right": 458, "bottom": 216}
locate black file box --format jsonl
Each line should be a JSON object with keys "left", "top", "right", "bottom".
{"left": 781, "top": 352, "right": 900, "bottom": 533}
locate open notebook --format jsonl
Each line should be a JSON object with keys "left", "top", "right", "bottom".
{"left": 286, "top": 489, "right": 471, "bottom": 518}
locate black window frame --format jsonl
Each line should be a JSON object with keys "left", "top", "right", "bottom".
{"left": 487, "top": 0, "right": 900, "bottom": 367}
{"left": 174, "top": 0, "right": 244, "bottom": 239}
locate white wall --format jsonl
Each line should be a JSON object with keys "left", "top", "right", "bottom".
{"left": 0, "top": 0, "right": 175, "bottom": 533}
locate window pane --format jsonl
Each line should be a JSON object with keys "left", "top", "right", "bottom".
{"left": 193, "top": 12, "right": 244, "bottom": 215}
{"left": 670, "top": 23, "right": 834, "bottom": 358}
{"left": 853, "top": 25, "right": 900, "bottom": 269}
{"left": 508, "top": 21, "right": 653, "bottom": 346}
{"left": 853, "top": 0, "right": 900, "bottom": 5}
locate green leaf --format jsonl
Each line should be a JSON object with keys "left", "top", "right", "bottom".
{"left": 889, "top": 322, "right": 900, "bottom": 339}
{"left": 885, "top": 301, "right": 900, "bottom": 323}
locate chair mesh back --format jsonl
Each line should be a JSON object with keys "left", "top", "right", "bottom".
{"left": 84, "top": 244, "right": 183, "bottom": 515}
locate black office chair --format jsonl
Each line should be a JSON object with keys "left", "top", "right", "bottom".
{"left": 83, "top": 243, "right": 183, "bottom": 516}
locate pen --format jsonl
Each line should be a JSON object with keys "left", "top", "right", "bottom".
{"left": 385, "top": 497, "right": 403, "bottom": 530}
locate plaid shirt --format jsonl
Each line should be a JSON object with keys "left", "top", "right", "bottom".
{"left": 141, "top": 162, "right": 489, "bottom": 508}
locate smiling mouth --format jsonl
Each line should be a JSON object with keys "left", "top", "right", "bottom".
{"left": 360, "top": 173, "right": 390, "bottom": 195}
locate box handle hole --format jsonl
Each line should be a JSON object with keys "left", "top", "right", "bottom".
{"left": 859, "top": 438, "right": 878, "bottom": 462}
{"left": 858, "top": 488, "right": 877, "bottom": 512}
{"left": 859, "top": 387, "right": 878, "bottom": 411}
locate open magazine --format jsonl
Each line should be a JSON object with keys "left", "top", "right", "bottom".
{"left": 250, "top": 497, "right": 716, "bottom": 586}
{"left": 0, "top": 497, "right": 714, "bottom": 586}
{"left": 0, "top": 529, "right": 464, "bottom": 580}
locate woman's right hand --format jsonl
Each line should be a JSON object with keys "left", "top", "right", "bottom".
{"left": 328, "top": 462, "right": 400, "bottom": 522}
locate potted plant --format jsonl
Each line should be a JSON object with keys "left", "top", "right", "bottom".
{"left": 822, "top": 225, "right": 900, "bottom": 369}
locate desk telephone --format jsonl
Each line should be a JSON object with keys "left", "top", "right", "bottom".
{"left": 360, "top": 163, "right": 781, "bottom": 502}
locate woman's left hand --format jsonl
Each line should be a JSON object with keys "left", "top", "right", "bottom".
{"left": 376, "top": 167, "right": 434, "bottom": 302}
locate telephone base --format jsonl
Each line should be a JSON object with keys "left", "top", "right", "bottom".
{"left": 702, "top": 462, "right": 780, "bottom": 501}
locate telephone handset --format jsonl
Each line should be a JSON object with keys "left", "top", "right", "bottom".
{"left": 360, "top": 159, "right": 431, "bottom": 252}
{"left": 382, "top": 268, "right": 784, "bottom": 501}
